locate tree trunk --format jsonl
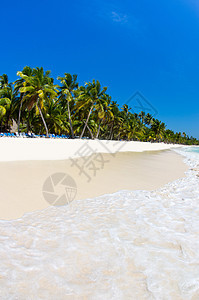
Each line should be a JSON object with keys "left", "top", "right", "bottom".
{"left": 96, "top": 121, "right": 101, "bottom": 139}
{"left": 80, "top": 105, "right": 93, "bottom": 139}
{"left": 67, "top": 101, "right": 74, "bottom": 139}
{"left": 18, "top": 94, "right": 23, "bottom": 134}
{"left": 109, "top": 123, "right": 114, "bottom": 140}
{"left": 83, "top": 121, "right": 94, "bottom": 139}
{"left": 26, "top": 111, "right": 30, "bottom": 133}
{"left": 6, "top": 109, "right": 11, "bottom": 132}
{"left": 37, "top": 102, "right": 49, "bottom": 137}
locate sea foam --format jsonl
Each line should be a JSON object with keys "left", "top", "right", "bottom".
{"left": 0, "top": 148, "right": 199, "bottom": 299}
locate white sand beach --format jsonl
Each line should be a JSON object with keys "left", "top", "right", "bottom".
{"left": 2, "top": 139, "right": 198, "bottom": 299}
{"left": 0, "top": 137, "right": 183, "bottom": 161}
{"left": 0, "top": 139, "right": 186, "bottom": 220}
{"left": 0, "top": 149, "right": 187, "bottom": 220}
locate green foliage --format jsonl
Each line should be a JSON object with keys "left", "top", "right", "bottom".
{"left": 0, "top": 68, "right": 198, "bottom": 145}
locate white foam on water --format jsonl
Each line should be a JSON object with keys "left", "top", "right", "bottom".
{"left": 0, "top": 148, "right": 199, "bottom": 299}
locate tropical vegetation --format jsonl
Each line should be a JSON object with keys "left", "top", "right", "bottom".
{"left": 0, "top": 66, "right": 198, "bottom": 145}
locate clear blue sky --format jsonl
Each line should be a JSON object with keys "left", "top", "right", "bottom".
{"left": 1, "top": 0, "right": 199, "bottom": 137}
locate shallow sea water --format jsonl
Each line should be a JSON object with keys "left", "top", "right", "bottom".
{"left": 0, "top": 147, "right": 199, "bottom": 299}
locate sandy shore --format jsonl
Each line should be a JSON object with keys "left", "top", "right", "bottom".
{"left": 0, "top": 146, "right": 197, "bottom": 298}
{"left": 0, "top": 148, "right": 187, "bottom": 220}
{"left": 0, "top": 138, "right": 183, "bottom": 161}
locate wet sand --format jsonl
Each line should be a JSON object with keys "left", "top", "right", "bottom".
{"left": 0, "top": 150, "right": 187, "bottom": 220}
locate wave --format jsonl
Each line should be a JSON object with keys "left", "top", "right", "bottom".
{"left": 0, "top": 148, "right": 199, "bottom": 299}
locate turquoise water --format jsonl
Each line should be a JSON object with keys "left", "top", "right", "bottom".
{"left": 184, "top": 147, "right": 199, "bottom": 154}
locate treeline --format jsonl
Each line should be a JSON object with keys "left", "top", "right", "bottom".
{"left": 0, "top": 66, "right": 198, "bottom": 145}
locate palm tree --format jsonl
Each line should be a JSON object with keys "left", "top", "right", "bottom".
{"left": 108, "top": 101, "right": 122, "bottom": 140}
{"left": 129, "top": 115, "right": 146, "bottom": 141}
{"left": 0, "top": 74, "right": 9, "bottom": 89}
{"left": 14, "top": 66, "right": 33, "bottom": 133}
{"left": 45, "top": 100, "right": 69, "bottom": 135}
{"left": 151, "top": 119, "right": 166, "bottom": 141}
{"left": 57, "top": 73, "right": 78, "bottom": 138}
{"left": 0, "top": 97, "right": 11, "bottom": 129}
{"left": 138, "top": 111, "right": 145, "bottom": 124}
{"left": 95, "top": 93, "right": 112, "bottom": 139}
{"left": 121, "top": 104, "right": 131, "bottom": 117}
{"left": 0, "top": 66, "right": 198, "bottom": 146}
{"left": 0, "top": 77, "right": 11, "bottom": 119}
{"left": 0, "top": 78, "right": 18, "bottom": 131}
{"left": 99, "top": 97, "right": 114, "bottom": 139}
{"left": 17, "top": 67, "right": 58, "bottom": 137}
{"left": 76, "top": 80, "right": 107, "bottom": 139}
{"left": 144, "top": 113, "right": 153, "bottom": 126}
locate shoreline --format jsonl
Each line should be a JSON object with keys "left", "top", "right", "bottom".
{"left": 0, "top": 149, "right": 188, "bottom": 220}
{"left": 1, "top": 145, "right": 198, "bottom": 299}
{"left": 0, "top": 147, "right": 198, "bottom": 298}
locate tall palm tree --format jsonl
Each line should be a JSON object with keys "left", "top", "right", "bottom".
{"left": 108, "top": 101, "right": 121, "bottom": 140}
{"left": 76, "top": 80, "right": 107, "bottom": 139}
{"left": 14, "top": 66, "right": 33, "bottom": 133}
{"left": 144, "top": 113, "right": 153, "bottom": 126}
{"left": 0, "top": 97, "right": 11, "bottom": 126}
{"left": 100, "top": 97, "right": 114, "bottom": 139}
{"left": 95, "top": 93, "right": 112, "bottom": 139}
{"left": 151, "top": 119, "right": 166, "bottom": 141}
{"left": 45, "top": 100, "right": 69, "bottom": 135}
{"left": 0, "top": 78, "right": 18, "bottom": 131}
{"left": 57, "top": 73, "right": 78, "bottom": 138}
{"left": 0, "top": 76, "right": 11, "bottom": 121}
{"left": 17, "top": 67, "right": 58, "bottom": 137}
